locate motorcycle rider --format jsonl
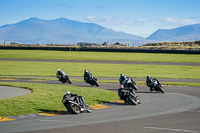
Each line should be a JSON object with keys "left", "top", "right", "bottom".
{"left": 119, "top": 74, "right": 137, "bottom": 91}
{"left": 146, "top": 75, "right": 161, "bottom": 91}
{"left": 84, "top": 70, "right": 96, "bottom": 83}
{"left": 56, "top": 68, "right": 67, "bottom": 81}
{"left": 62, "top": 91, "right": 86, "bottom": 112}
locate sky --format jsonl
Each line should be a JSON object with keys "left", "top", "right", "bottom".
{"left": 0, "top": 0, "right": 200, "bottom": 37}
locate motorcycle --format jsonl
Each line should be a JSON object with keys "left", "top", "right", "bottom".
{"left": 62, "top": 93, "right": 92, "bottom": 114}
{"left": 85, "top": 77, "right": 99, "bottom": 87}
{"left": 58, "top": 75, "right": 72, "bottom": 84}
{"left": 151, "top": 80, "right": 164, "bottom": 93}
{"left": 118, "top": 85, "right": 140, "bottom": 105}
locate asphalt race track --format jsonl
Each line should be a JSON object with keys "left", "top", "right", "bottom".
{"left": 0, "top": 86, "right": 31, "bottom": 99}
{"left": 1, "top": 58, "right": 200, "bottom": 66}
{"left": 0, "top": 59, "right": 200, "bottom": 133}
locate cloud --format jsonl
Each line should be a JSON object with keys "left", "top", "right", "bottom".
{"left": 135, "top": 18, "right": 149, "bottom": 23}
{"left": 182, "top": 19, "right": 196, "bottom": 24}
{"left": 85, "top": 16, "right": 96, "bottom": 21}
{"left": 163, "top": 17, "right": 177, "bottom": 23}
{"left": 163, "top": 17, "right": 196, "bottom": 25}
{"left": 80, "top": 16, "right": 128, "bottom": 25}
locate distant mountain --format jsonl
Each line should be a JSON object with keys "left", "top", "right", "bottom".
{"left": 0, "top": 17, "right": 144, "bottom": 44}
{"left": 146, "top": 24, "right": 200, "bottom": 42}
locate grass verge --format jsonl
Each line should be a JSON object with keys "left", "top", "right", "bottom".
{"left": 0, "top": 82, "right": 119, "bottom": 117}
{"left": 0, "top": 61, "right": 199, "bottom": 79}
{"left": 0, "top": 50, "right": 200, "bottom": 63}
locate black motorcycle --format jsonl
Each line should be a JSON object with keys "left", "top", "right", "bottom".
{"left": 151, "top": 80, "right": 164, "bottom": 93}
{"left": 58, "top": 75, "right": 72, "bottom": 84}
{"left": 62, "top": 93, "right": 92, "bottom": 114}
{"left": 85, "top": 77, "right": 99, "bottom": 87}
{"left": 118, "top": 86, "right": 140, "bottom": 105}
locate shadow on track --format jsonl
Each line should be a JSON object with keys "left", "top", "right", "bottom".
{"left": 36, "top": 109, "right": 70, "bottom": 115}
{"left": 136, "top": 91, "right": 163, "bottom": 94}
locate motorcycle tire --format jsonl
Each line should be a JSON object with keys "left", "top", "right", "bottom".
{"left": 68, "top": 103, "right": 81, "bottom": 114}
{"left": 129, "top": 83, "right": 137, "bottom": 91}
{"left": 132, "top": 84, "right": 138, "bottom": 91}
{"left": 95, "top": 80, "right": 99, "bottom": 87}
{"left": 127, "top": 95, "right": 137, "bottom": 105}
{"left": 85, "top": 105, "right": 92, "bottom": 113}
{"left": 67, "top": 78, "right": 72, "bottom": 84}
{"left": 89, "top": 79, "right": 99, "bottom": 87}
{"left": 157, "top": 85, "right": 165, "bottom": 93}
{"left": 64, "top": 75, "right": 72, "bottom": 84}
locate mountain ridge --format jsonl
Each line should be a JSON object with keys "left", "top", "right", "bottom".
{"left": 146, "top": 23, "right": 200, "bottom": 41}
{"left": 0, "top": 17, "right": 144, "bottom": 44}
{"left": 0, "top": 17, "right": 200, "bottom": 45}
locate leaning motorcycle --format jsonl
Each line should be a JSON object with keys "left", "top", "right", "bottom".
{"left": 151, "top": 80, "right": 164, "bottom": 93}
{"left": 62, "top": 93, "right": 92, "bottom": 114}
{"left": 118, "top": 85, "right": 140, "bottom": 105}
{"left": 58, "top": 75, "right": 72, "bottom": 84}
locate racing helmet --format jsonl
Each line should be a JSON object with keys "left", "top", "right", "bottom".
{"left": 147, "top": 75, "right": 150, "bottom": 79}
{"left": 84, "top": 70, "right": 88, "bottom": 73}
{"left": 57, "top": 68, "right": 60, "bottom": 72}
{"left": 65, "top": 91, "right": 70, "bottom": 95}
{"left": 120, "top": 74, "right": 124, "bottom": 77}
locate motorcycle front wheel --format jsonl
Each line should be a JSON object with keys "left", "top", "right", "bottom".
{"left": 132, "top": 84, "right": 138, "bottom": 90}
{"left": 85, "top": 105, "right": 92, "bottom": 113}
{"left": 67, "top": 78, "right": 72, "bottom": 84}
{"left": 157, "top": 85, "right": 164, "bottom": 93}
{"left": 95, "top": 80, "right": 99, "bottom": 87}
{"left": 127, "top": 95, "right": 137, "bottom": 105}
{"left": 68, "top": 103, "right": 81, "bottom": 114}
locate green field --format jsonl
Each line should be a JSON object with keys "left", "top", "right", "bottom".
{"left": 0, "top": 50, "right": 200, "bottom": 62}
{"left": 0, "top": 82, "right": 118, "bottom": 117}
{"left": 0, "top": 61, "right": 199, "bottom": 79}
{"left": 0, "top": 50, "right": 199, "bottom": 117}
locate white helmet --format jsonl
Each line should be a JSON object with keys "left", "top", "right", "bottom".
{"left": 65, "top": 91, "right": 70, "bottom": 95}
{"left": 57, "top": 68, "right": 60, "bottom": 72}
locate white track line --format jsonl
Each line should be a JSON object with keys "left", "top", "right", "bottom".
{"left": 143, "top": 127, "right": 199, "bottom": 133}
